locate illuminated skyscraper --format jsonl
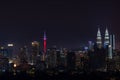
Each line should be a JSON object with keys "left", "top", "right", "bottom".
{"left": 42, "top": 31, "right": 47, "bottom": 61}
{"left": 112, "top": 34, "right": 115, "bottom": 50}
{"left": 43, "top": 31, "right": 47, "bottom": 55}
{"left": 104, "top": 28, "right": 109, "bottom": 47}
{"left": 32, "top": 41, "right": 40, "bottom": 56}
{"left": 96, "top": 28, "right": 102, "bottom": 48}
{"left": 108, "top": 34, "right": 116, "bottom": 59}
{"left": 109, "top": 35, "right": 113, "bottom": 59}
{"left": 32, "top": 41, "right": 40, "bottom": 64}
{"left": 7, "top": 44, "right": 14, "bottom": 58}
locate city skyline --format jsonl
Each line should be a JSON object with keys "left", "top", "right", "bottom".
{"left": 0, "top": 1, "right": 119, "bottom": 48}
{"left": 0, "top": 1, "right": 120, "bottom": 79}
{"left": 0, "top": 28, "right": 116, "bottom": 51}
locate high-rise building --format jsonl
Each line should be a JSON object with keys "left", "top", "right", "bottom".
{"left": 88, "top": 46, "right": 106, "bottom": 71}
{"left": 35, "top": 55, "right": 46, "bottom": 71}
{"left": 42, "top": 31, "right": 47, "bottom": 61}
{"left": 0, "top": 55, "right": 9, "bottom": 71}
{"left": 112, "top": 34, "right": 115, "bottom": 50}
{"left": 104, "top": 28, "right": 109, "bottom": 47}
{"left": 7, "top": 44, "right": 14, "bottom": 58}
{"left": 31, "top": 41, "right": 40, "bottom": 64}
{"left": 18, "top": 46, "right": 28, "bottom": 64}
{"left": 47, "top": 47, "right": 57, "bottom": 68}
{"left": 108, "top": 35, "right": 116, "bottom": 59}
{"left": 0, "top": 47, "right": 8, "bottom": 58}
{"left": 88, "top": 41, "right": 94, "bottom": 50}
{"left": 60, "top": 48, "right": 66, "bottom": 67}
{"left": 32, "top": 41, "right": 40, "bottom": 56}
{"left": 43, "top": 31, "right": 47, "bottom": 55}
{"left": 96, "top": 28, "right": 102, "bottom": 48}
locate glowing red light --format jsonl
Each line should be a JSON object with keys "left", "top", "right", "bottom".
{"left": 43, "top": 31, "right": 47, "bottom": 55}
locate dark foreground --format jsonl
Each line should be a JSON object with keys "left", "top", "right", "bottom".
{"left": 0, "top": 71, "right": 120, "bottom": 80}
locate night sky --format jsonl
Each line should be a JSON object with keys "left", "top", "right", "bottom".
{"left": 0, "top": 0, "right": 120, "bottom": 49}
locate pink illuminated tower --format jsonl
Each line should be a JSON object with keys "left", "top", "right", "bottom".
{"left": 42, "top": 31, "right": 47, "bottom": 61}
{"left": 43, "top": 31, "right": 47, "bottom": 55}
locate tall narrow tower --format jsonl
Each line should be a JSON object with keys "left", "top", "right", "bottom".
{"left": 96, "top": 28, "right": 102, "bottom": 47}
{"left": 112, "top": 34, "right": 115, "bottom": 50}
{"left": 108, "top": 34, "right": 116, "bottom": 59}
{"left": 43, "top": 31, "right": 47, "bottom": 55}
{"left": 109, "top": 35, "right": 113, "bottom": 59}
{"left": 104, "top": 28, "right": 109, "bottom": 47}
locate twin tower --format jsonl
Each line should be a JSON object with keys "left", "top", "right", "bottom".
{"left": 96, "top": 28, "right": 109, "bottom": 47}
{"left": 96, "top": 28, "right": 115, "bottom": 59}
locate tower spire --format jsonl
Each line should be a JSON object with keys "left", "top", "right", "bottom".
{"left": 96, "top": 28, "right": 102, "bottom": 46}
{"left": 43, "top": 31, "right": 47, "bottom": 55}
{"left": 42, "top": 31, "right": 47, "bottom": 61}
{"left": 104, "top": 28, "right": 109, "bottom": 46}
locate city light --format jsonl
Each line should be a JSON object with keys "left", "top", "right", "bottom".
{"left": 0, "top": 0, "right": 119, "bottom": 79}
{"left": 0, "top": 28, "right": 118, "bottom": 80}
{"left": 32, "top": 41, "right": 39, "bottom": 46}
{"left": 1, "top": 47, "right": 4, "bottom": 49}
{"left": 9, "top": 59, "right": 13, "bottom": 64}
{"left": 109, "top": 45, "right": 112, "bottom": 48}
{"left": 14, "top": 64, "right": 17, "bottom": 68}
{"left": 8, "top": 44, "right": 14, "bottom": 47}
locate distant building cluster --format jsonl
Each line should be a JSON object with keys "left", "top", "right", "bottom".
{"left": 0, "top": 29, "right": 119, "bottom": 73}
